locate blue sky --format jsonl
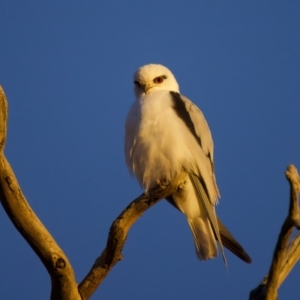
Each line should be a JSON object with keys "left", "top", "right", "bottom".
{"left": 0, "top": 2, "right": 300, "bottom": 299}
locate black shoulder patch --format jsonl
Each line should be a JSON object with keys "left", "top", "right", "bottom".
{"left": 170, "top": 91, "right": 202, "bottom": 147}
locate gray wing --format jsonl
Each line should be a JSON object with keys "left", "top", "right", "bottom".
{"left": 170, "top": 92, "right": 226, "bottom": 264}
{"left": 170, "top": 91, "right": 219, "bottom": 198}
{"left": 217, "top": 218, "right": 252, "bottom": 263}
{"left": 170, "top": 92, "right": 215, "bottom": 167}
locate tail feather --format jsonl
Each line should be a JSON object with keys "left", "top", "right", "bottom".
{"left": 166, "top": 196, "right": 252, "bottom": 264}
{"left": 188, "top": 217, "right": 218, "bottom": 260}
{"left": 188, "top": 173, "right": 227, "bottom": 267}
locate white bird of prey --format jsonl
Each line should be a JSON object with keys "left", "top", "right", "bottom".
{"left": 124, "top": 64, "right": 251, "bottom": 264}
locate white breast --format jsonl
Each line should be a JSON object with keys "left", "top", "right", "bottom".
{"left": 125, "top": 90, "right": 201, "bottom": 191}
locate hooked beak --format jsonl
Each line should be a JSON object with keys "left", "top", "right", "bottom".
{"left": 142, "top": 83, "right": 152, "bottom": 94}
{"left": 134, "top": 81, "right": 152, "bottom": 94}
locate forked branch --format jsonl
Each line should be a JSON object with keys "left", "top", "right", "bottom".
{"left": 0, "top": 85, "right": 186, "bottom": 299}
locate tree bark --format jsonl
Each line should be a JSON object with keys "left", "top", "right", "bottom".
{"left": 250, "top": 165, "right": 300, "bottom": 300}
{"left": 78, "top": 174, "right": 187, "bottom": 299}
{"left": 0, "top": 85, "right": 187, "bottom": 299}
{"left": 0, "top": 86, "right": 81, "bottom": 300}
{"left": 1, "top": 86, "right": 300, "bottom": 299}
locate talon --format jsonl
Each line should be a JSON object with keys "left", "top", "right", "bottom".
{"left": 178, "top": 180, "right": 186, "bottom": 189}
{"left": 156, "top": 178, "right": 170, "bottom": 188}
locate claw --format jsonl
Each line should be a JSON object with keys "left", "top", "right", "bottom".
{"left": 156, "top": 178, "right": 170, "bottom": 189}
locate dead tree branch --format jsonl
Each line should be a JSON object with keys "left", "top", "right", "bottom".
{"left": 78, "top": 173, "right": 187, "bottom": 299}
{"left": 3, "top": 85, "right": 300, "bottom": 299}
{"left": 250, "top": 165, "right": 300, "bottom": 300}
{"left": 0, "top": 86, "right": 81, "bottom": 300}
{"left": 0, "top": 85, "right": 186, "bottom": 299}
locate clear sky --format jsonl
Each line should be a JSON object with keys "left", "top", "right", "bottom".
{"left": 0, "top": 2, "right": 300, "bottom": 299}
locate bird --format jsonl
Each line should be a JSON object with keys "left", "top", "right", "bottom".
{"left": 124, "top": 63, "right": 251, "bottom": 265}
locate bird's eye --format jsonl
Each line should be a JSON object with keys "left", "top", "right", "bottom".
{"left": 153, "top": 76, "right": 164, "bottom": 84}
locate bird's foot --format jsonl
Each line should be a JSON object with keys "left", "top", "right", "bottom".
{"left": 156, "top": 178, "right": 170, "bottom": 190}
{"left": 178, "top": 179, "right": 187, "bottom": 189}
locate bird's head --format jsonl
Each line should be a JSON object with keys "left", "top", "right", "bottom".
{"left": 133, "top": 64, "right": 180, "bottom": 97}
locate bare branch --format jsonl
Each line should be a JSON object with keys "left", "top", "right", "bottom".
{"left": 5, "top": 82, "right": 300, "bottom": 299}
{"left": 78, "top": 173, "right": 187, "bottom": 299}
{"left": 0, "top": 86, "right": 187, "bottom": 299}
{"left": 277, "top": 232, "right": 300, "bottom": 286}
{"left": 250, "top": 165, "right": 300, "bottom": 300}
{"left": 0, "top": 86, "right": 81, "bottom": 300}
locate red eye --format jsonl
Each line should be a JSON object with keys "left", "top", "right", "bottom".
{"left": 153, "top": 76, "right": 164, "bottom": 84}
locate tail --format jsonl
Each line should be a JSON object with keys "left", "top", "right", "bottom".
{"left": 187, "top": 217, "right": 218, "bottom": 260}
{"left": 188, "top": 173, "right": 227, "bottom": 267}
{"left": 166, "top": 194, "right": 252, "bottom": 264}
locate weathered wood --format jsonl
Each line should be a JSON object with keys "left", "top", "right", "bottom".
{"left": 250, "top": 165, "right": 300, "bottom": 300}
{"left": 0, "top": 86, "right": 187, "bottom": 299}
{"left": 78, "top": 173, "right": 187, "bottom": 299}
{"left": 0, "top": 86, "right": 81, "bottom": 300}
{"left": 2, "top": 85, "right": 300, "bottom": 299}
